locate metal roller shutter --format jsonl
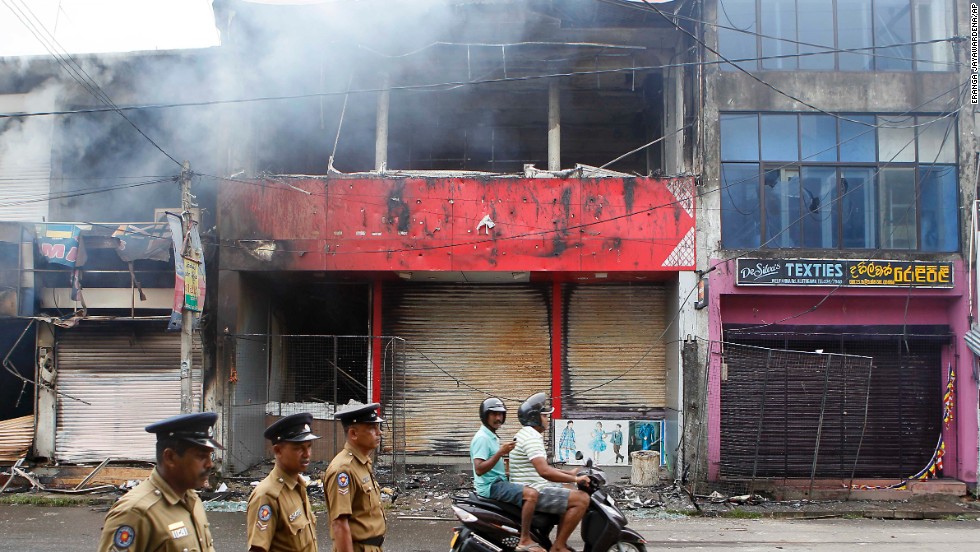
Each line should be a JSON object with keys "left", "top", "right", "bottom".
{"left": 385, "top": 284, "right": 552, "bottom": 456}
{"left": 55, "top": 324, "right": 203, "bottom": 463}
{"left": 563, "top": 284, "right": 668, "bottom": 414}
{"left": 719, "top": 336, "right": 942, "bottom": 479}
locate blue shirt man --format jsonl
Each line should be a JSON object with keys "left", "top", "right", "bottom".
{"left": 470, "top": 425, "right": 507, "bottom": 497}
{"left": 470, "top": 397, "right": 541, "bottom": 551}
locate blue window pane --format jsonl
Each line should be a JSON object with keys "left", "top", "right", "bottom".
{"left": 800, "top": 115, "right": 837, "bottom": 161}
{"left": 761, "top": 0, "right": 797, "bottom": 70}
{"left": 878, "top": 168, "right": 917, "bottom": 250}
{"left": 717, "top": 0, "right": 758, "bottom": 71}
{"left": 839, "top": 116, "right": 876, "bottom": 162}
{"left": 841, "top": 168, "right": 877, "bottom": 249}
{"left": 721, "top": 163, "right": 761, "bottom": 249}
{"left": 837, "top": 0, "right": 873, "bottom": 71}
{"left": 760, "top": 114, "right": 798, "bottom": 161}
{"left": 874, "top": 0, "right": 913, "bottom": 71}
{"left": 797, "top": 0, "right": 835, "bottom": 70}
{"left": 721, "top": 114, "right": 759, "bottom": 161}
{"left": 763, "top": 167, "right": 801, "bottom": 248}
{"left": 801, "top": 167, "right": 839, "bottom": 248}
{"left": 919, "top": 165, "right": 959, "bottom": 252}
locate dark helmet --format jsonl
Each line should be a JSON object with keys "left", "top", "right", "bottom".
{"left": 480, "top": 397, "right": 507, "bottom": 427}
{"left": 517, "top": 392, "right": 554, "bottom": 428}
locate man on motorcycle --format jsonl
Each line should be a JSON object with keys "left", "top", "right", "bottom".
{"left": 510, "top": 393, "right": 590, "bottom": 552}
{"left": 469, "top": 397, "right": 541, "bottom": 552}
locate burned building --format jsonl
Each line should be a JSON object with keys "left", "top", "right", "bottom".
{"left": 211, "top": 0, "right": 701, "bottom": 471}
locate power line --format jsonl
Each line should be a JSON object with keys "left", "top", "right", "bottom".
{"left": 1, "top": 0, "right": 182, "bottom": 167}
{"left": 0, "top": 37, "right": 961, "bottom": 121}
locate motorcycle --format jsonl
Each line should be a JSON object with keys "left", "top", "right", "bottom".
{"left": 449, "top": 456, "right": 647, "bottom": 552}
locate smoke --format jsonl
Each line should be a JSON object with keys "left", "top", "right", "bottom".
{"left": 2, "top": 0, "right": 663, "bottom": 223}
{"left": 0, "top": 79, "right": 61, "bottom": 222}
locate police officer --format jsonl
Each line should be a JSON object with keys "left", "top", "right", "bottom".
{"left": 247, "top": 413, "right": 321, "bottom": 552}
{"left": 323, "top": 403, "right": 386, "bottom": 552}
{"left": 97, "top": 412, "right": 221, "bottom": 552}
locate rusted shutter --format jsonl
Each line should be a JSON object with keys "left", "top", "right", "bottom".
{"left": 563, "top": 284, "right": 667, "bottom": 414}
{"left": 54, "top": 324, "right": 203, "bottom": 463}
{"left": 385, "top": 284, "right": 551, "bottom": 456}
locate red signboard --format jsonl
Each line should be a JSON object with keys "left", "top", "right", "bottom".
{"left": 218, "top": 176, "right": 695, "bottom": 273}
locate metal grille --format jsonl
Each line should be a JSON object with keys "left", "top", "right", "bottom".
{"left": 225, "top": 334, "right": 405, "bottom": 481}
{"left": 719, "top": 335, "right": 942, "bottom": 480}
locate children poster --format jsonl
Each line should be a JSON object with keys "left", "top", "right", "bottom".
{"left": 553, "top": 419, "right": 631, "bottom": 466}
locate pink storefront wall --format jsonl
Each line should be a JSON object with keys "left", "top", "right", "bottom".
{"left": 706, "top": 259, "right": 977, "bottom": 485}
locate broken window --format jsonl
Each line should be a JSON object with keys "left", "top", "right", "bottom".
{"left": 719, "top": 113, "right": 959, "bottom": 252}
{"left": 719, "top": 0, "right": 955, "bottom": 72}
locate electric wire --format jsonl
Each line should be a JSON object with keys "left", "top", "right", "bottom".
{"left": 0, "top": 37, "right": 962, "bottom": 121}
{"left": 1, "top": 0, "right": 182, "bottom": 166}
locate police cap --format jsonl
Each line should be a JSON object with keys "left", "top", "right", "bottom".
{"left": 145, "top": 412, "right": 222, "bottom": 449}
{"left": 264, "top": 412, "right": 321, "bottom": 443}
{"left": 334, "top": 402, "right": 384, "bottom": 426}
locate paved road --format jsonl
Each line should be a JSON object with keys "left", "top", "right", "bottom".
{"left": 1, "top": 504, "right": 978, "bottom": 551}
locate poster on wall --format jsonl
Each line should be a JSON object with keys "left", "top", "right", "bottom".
{"left": 629, "top": 420, "right": 666, "bottom": 466}
{"left": 553, "top": 419, "right": 631, "bottom": 466}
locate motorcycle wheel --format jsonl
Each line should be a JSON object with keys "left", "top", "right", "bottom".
{"left": 605, "top": 543, "right": 647, "bottom": 552}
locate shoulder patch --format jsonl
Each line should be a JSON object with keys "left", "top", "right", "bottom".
{"left": 258, "top": 504, "right": 272, "bottom": 522}
{"left": 113, "top": 525, "right": 135, "bottom": 549}
{"left": 337, "top": 472, "right": 350, "bottom": 488}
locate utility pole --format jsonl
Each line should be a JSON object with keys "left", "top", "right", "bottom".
{"left": 179, "top": 161, "right": 194, "bottom": 414}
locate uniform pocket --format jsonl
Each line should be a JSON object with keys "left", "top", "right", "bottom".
{"left": 286, "top": 511, "right": 314, "bottom": 547}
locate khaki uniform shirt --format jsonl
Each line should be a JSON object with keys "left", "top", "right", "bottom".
{"left": 246, "top": 465, "right": 318, "bottom": 552}
{"left": 323, "top": 443, "right": 386, "bottom": 551}
{"left": 97, "top": 469, "right": 215, "bottom": 552}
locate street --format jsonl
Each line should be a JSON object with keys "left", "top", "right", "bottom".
{"left": 1, "top": 504, "right": 978, "bottom": 551}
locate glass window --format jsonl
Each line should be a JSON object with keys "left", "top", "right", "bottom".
{"left": 761, "top": 114, "right": 799, "bottom": 161}
{"left": 717, "top": 0, "right": 758, "bottom": 71}
{"left": 797, "top": 0, "right": 835, "bottom": 70}
{"left": 873, "top": 0, "right": 913, "bottom": 71}
{"left": 839, "top": 116, "right": 876, "bottom": 162}
{"left": 877, "top": 116, "right": 916, "bottom": 162}
{"left": 878, "top": 168, "right": 917, "bottom": 249}
{"left": 912, "top": 0, "right": 954, "bottom": 72}
{"left": 764, "top": 167, "right": 802, "bottom": 248}
{"left": 761, "top": 0, "right": 797, "bottom": 70}
{"left": 916, "top": 115, "right": 956, "bottom": 164}
{"left": 837, "top": 0, "right": 874, "bottom": 71}
{"left": 800, "top": 115, "right": 837, "bottom": 161}
{"left": 719, "top": 112, "right": 958, "bottom": 252}
{"left": 841, "top": 168, "right": 878, "bottom": 249}
{"left": 918, "top": 165, "right": 959, "bottom": 252}
{"left": 721, "top": 114, "right": 760, "bottom": 161}
{"left": 801, "top": 167, "right": 839, "bottom": 248}
{"left": 721, "top": 163, "right": 762, "bottom": 249}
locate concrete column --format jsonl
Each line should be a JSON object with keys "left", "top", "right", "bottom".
{"left": 33, "top": 322, "right": 56, "bottom": 459}
{"left": 548, "top": 80, "right": 561, "bottom": 171}
{"left": 375, "top": 73, "right": 390, "bottom": 171}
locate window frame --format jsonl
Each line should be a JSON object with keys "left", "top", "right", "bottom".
{"left": 719, "top": 112, "right": 960, "bottom": 252}
{"left": 717, "top": 0, "right": 956, "bottom": 72}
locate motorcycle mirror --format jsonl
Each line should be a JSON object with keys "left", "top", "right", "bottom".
{"left": 575, "top": 451, "right": 584, "bottom": 460}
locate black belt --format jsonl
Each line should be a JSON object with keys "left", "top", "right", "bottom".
{"left": 356, "top": 535, "right": 384, "bottom": 547}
